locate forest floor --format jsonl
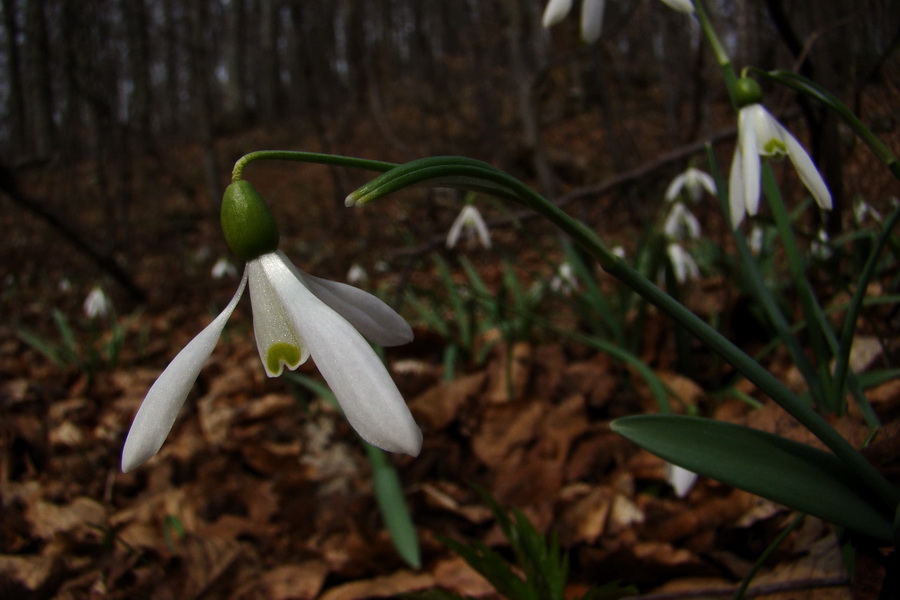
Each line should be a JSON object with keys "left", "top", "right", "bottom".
{"left": 1, "top": 107, "right": 899, "bottom": 600}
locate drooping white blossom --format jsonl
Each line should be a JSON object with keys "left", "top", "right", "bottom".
{"left": 211, "top": 257, "right": 238, "bottom": 279}
{"left": 666, "top": 243, "right": 700, "bottom": 284}
{"left": 447, "top": 204, "right": 492, "bottom": 250}
{"left": 665, "top": 167, "right": 716, "bottom": 204}
{"left": 663, "top": 203, "right": 701, "bottom": 242}
{"left": 543, "top": 0, "right": 694, "bottom": 43}
{"left": 728, "top": 103, "right": 832, "bottom": 227}
{"left": 122, "top": 250, "right": 421, "bottom": 472}
{"left": 84, "top": 286, "right": 112, "bottom": 319}
{"left": 346, "top": 263, "right": 369, "bottom": 285}
{"left": 550, "top": 262, "right": 579, "bottom": 295}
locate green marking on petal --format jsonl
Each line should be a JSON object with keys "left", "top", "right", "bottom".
{"left": 763, "top": 138, "right": 787, "bottom": 157}
{"left": 266, "top": 342, "right": 301, "bottom": 375}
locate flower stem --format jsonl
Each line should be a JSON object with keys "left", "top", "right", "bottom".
{"left": 692, "top": 0, "right": 739, "bottom": 107}
{"left": 232, "top": 150, "right": 397, "bottom": 182}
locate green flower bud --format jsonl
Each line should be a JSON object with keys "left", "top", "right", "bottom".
{"left": 734, "top": 77, "right": 763, "bottom": 108}
{"left": 221, "top": 180, "right": 280, "bottom": 260}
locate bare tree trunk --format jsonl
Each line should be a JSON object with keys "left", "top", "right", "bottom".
{"left": 257, "top": 0, "right": 279, "bottom": 123}
{"left": 500, "top": 0, "right": 556, "bottom": 196}
{"left": 188, "top": 1, "right": 222, "bottom": 209}
{"left": 1, "top": 0, "right": 25, "bottom": 159}
{"left": 222, "top": 0, "right": 246, "bottom": 128}
{"left": 124, "top": 0, "right": 152, "bottom": 151}
{"left": 23, "top": 0, "right": 54, "bottom": 158}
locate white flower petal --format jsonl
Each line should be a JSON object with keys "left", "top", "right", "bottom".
{"left": 659, "top": 0, "right": 695, "bottom": 13}
{"left": 248, "top": 257, "right": 310, "bottom": 377}
{"left": 728, "top": 145, "right": 747, "bottom": 228}
{"left": 664, "top": 173, "right": 686, "bottom": 203}
{"left": 691, "top": 169, "right": 717, "bottom": 200}
{"left": 580, "top": 0, "right": 605, "bottom": 43}
{"left": 667, "top": 243, "right": 699, "bottom": 284}
{"left": 739, "top": 109, "right": 762, "bottom": 217}
{"left": 468, "top": 208, "right": 492, "bottom": 249}
{"left": 121, "top": 272, "right": 248, "bottom": 472}
{"left": 260, "top": 253, "right": 422, "bottom": 456}
{"left": 749, "top": 105, "right": 786, "bottom": 158}
{"left": 776, "top": 122, "right": 833, "bottom": 211}
{"left": 665, "top": 462, "right": 698, "bottom": 497}
{"left": 293, "top": 266, "right": 413, "bottom": 348}
{"left": 446, "top": 209, "right": 466, "bottom": 249}
{"left": 542, "top": 0, "right": 573, "bottom": 27}
{"left": 84, "top": 287, "right": 112, "bottom": 319}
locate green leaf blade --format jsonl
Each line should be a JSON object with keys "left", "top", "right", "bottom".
{"left": 610, "top": 415, "right": 894, "bottom": 543}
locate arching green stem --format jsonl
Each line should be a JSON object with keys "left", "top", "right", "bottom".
{"left": 349, "top": 157, "right": 900, "bottom": 513}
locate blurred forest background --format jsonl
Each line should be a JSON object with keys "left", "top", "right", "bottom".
{"left": 2, "top": 1, "right": 900, "bottom": 598}
{"left": 2, "top": 0, "right": 898, "bottom": 302}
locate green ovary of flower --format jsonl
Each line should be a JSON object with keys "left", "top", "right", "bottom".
{"left": 734, "top": 77, "right": 763, "bottom": 108}
{"left": 266, "top": 342, "right": 301, "bottom": 375}
{"left": 221, "top": 180, "right": 280, "bottom": 260}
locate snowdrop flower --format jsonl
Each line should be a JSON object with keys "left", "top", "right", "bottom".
{"left": 663, "top": 203, "right": 701, "bottom": 242}
{"left": 346, "top": 263, "right": 369, "bottom": 285}
{"left": 665, "top": 462, "right": 698, "bottom": 497}
{"left": 666, "top": 243, "right": 700, "bottom": 284}
{"left": 211, "top": 257, "right": 238, "bottom": 279}
{"left": 84, "top": 286, "right": 112, "bottom": 319}
{"left": 664, "top": 166, "right": 716, "bottom": 204}
{"left": 447, "top": 204, "right": 492, "bottom": 250}
{"left": 810, "top": 229, "right": 832, "bottom": 260}
{"left": 122, "top": 181, "right": 421, "bottom": 472}
{"left": 550, "top": 262, "right": 579, "bottom": 295}
{"left": 747, "top": 225, "right": 765, "bottom": 255}
{"left": 543, "top": 0, "right": 694, "bottom": 43}
{"left": 854, "top": 199, "right": 882, "bottom": 225}
{"left": 728, "top": 77, "right": 832, "bottom": 228}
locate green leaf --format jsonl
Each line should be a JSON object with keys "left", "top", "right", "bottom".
{"left": 365, "top": 444, "right": 421, "bottom": 569}
{"left": 610, "top": 415, "right": 895, "bottom": 542}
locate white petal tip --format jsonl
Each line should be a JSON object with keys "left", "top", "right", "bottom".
{"left": 377, "top": 426, "right": 423, "bottom": 457}
{"left": 121, "top": 441, "right": 155, "bottom": 474}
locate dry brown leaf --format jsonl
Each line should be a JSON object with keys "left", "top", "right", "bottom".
{"left": 318, "top": 570, "right": 435, "bottom": 600}
{"left": 0, "top": 554, "right": 61, "bottom": 594}
{"left": 471, "top": 400, "right": 546, "bottom": 468}
{"left": 751, "top": 535, "right": 849, "bottom": 600}
{"left": 409, "top": 371, "right": 486, "bottom": 431}
{"left": 556, "top": 485, "right": 614, "bottom": 545}
{"left": 27, "top": 496, "right": 107, "bottom": 540}
{"left": 420, "top": 481, "right": 493, "bottom": 523}
{"left": 483, "top": 341, "right": 532, "bottom": 403}
{"left": 232, "top": 560, "right": 329, "bottom": 600}
{"left": 432, "top": 556, "right": 495, "bottom": 597}
{"left": 608, "top": 493, "right": 644, "bottom": 533}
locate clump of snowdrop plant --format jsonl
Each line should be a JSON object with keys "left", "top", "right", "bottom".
{"left": 542, "top": 0, "right": 695, "bottom": 43}
{"left": 121, "top": 180, "right": 422, "bottom": 472}
{"left": 661, "top": 177, "right": 705, "bottom": 285}
{"left": 728, "top": 77, "right": 832, "bottom": 228}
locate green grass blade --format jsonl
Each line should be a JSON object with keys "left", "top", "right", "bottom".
{"left": 611, "top": 415, "right": 894, "bottom": 542}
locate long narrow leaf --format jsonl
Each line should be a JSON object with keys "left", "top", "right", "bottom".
{"left": 365, "top": 444, "right": 421, "bottom": 568}
{"left": 611, "top": 415, "right": 894, "bottom": 543}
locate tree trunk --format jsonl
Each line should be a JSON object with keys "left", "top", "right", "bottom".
{"left": 23, "top": 0, "right": 54, "bottom": 158}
